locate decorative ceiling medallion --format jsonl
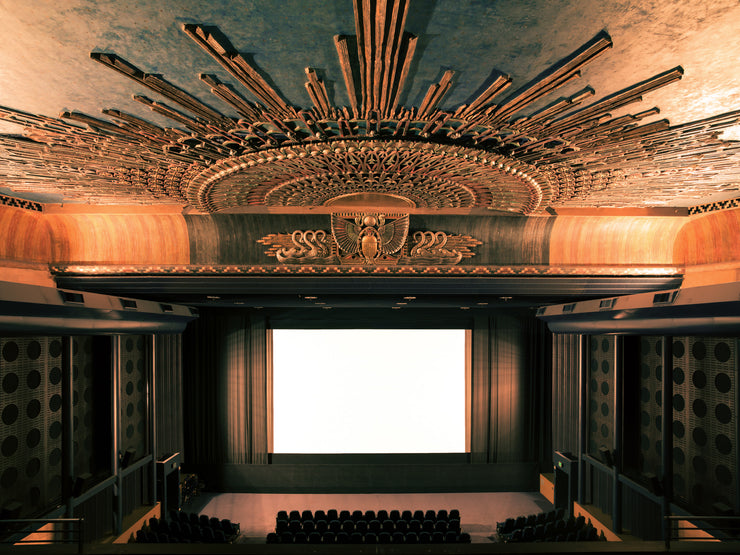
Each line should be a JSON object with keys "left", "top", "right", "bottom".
{"left": 0, "top": 0, "right": 739, "bottom": 210}
{"left": 186, "top": 140, "right": 544, "bottom": 212}
{"left": 258, "top": 213, "right": 481, "bottom": 266}
{"left": 324, "top": 192, "right": 415, "bottom": 209}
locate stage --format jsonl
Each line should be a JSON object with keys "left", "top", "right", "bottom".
{"left": 186, "top": 491, "right": 554, "bottom": 544}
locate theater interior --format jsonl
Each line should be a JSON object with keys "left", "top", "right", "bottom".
{"left": 1, "top": 0, "right": 739, "bottom": 552}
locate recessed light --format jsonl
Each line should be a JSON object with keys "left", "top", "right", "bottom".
{"left": 403, "top": 296, "right": 416, "bottom": 300}
{"left": 396, "top": 302, "right": 407, "bottom": 305}
{"left": 206, "top": 295, "right": 220, "bottom": 300}
{"left": 392, "top": 306, "right": 401, "bottom": 310}
{"left": 305, "top": 295, "right": 318, "bottom": 300}
{"left": 460, "top": 306, "right": 470, "bottom": 310}
{"left": 315, "top": 301, "right": 325, "bottom": 305}
{"left": 322, "top": 306, "right": 332, "bottom": 309}
{"left": 476, "top": 302, "right": 489, "bottom": 306}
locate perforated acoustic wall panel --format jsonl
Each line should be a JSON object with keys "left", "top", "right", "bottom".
{"left": 1, "top": 337, "right": 63, "bottom": 517}
{"left": 119, "top": 335, "right": 148, "bottom": 463}
{"left": 638, "top": 337, "right": 664, "bottom": 478}
{"left": 673, "top": 337, "right": 737, "bottom": 513}
{"left": 72, "top": 337, "right": 94, "bottom": 478}
{"left": 588, "top": 335, "right": 615, "bottom": 457}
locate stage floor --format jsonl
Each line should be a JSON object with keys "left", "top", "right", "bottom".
{"left": 184, "top": 491, "right": 553, "bottom": 544}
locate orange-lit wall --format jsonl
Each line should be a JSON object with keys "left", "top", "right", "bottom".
{"left": 548, "top": 215, "right": 686, "bottom": 266}
{"left": 45, "top": 213, "right": 190, "bottom": 265}
{"left": 0, "top": 205, "right": 51, "bottom": 263}
{"left": 2, "top": 206, "right": 739, "bottom": 274}
{"left": 675, "top": 208, "right": 740, "bottom": 265}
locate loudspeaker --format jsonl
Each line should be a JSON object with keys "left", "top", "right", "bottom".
{"left": 72, "top": 473, "right": 93, "bottom": 498}
{"left": 120, "top": 449, "right": 136, "bottom": 469}
{"left": 599, "top": 447, "right": 614, "bottom": 467}
{"left": 644, "top": 473, "right": 663, "bottom": 496}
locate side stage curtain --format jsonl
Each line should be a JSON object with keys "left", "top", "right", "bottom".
{"left": 470, "top": 312, "right": 550, "bottom": 465}
{"left": 155, "top": 334, "right": 184, "bottom": 460}
{"left": 183, "top": 310, "right": 272, "bottom": 464}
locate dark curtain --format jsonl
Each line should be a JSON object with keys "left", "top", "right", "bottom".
{"left": 183, "top": 310, "right": 271, "bottom": 465}
{"left": 469, "top": 312, "right": 550, "bottom": 466}
{"left": 551, "top": 333, "right": 581, "bottom": 456}
{"left": 155, "top": 334, "right": 184, "bottom": 460}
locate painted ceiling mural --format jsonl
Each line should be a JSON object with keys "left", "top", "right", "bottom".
{"left": 0, "top": 0, "right": 739, "bottom": 213}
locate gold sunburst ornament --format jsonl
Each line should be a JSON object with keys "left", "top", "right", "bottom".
{"left": 0, "top": 0, "right": 739, "bottom": 212}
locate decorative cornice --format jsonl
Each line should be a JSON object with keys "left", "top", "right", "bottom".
{"left": 50, "top": 264, "right": 682, "bottom": 277}
{"left": 688, "top": 196, "right": 740, "bottom": 215}
{"left": 0, "top": 193, "right": 42, "bottom": 212}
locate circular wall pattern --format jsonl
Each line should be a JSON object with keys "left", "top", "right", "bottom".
{"left": 49, "top": 339, "right": 62, "bottom": 358}
{"left": 26, "top": 457, "right": 40, "bottom": 478}
{"left": 26, "top": 340, "right": 41, "bottom": 360}
{"left": 2, "top": 372, "right": 19, "bottom": 394}
{"left": 673, "top": 340, "right": 685, "bottom": 358}
{"left": 715, "top": 403, "right": 732, "bottom": 424}
{"left": 692, "top": 370, "right": 707, "bottom": 389}
{"left": 26, "top": 428, "right": 40, "bottom": 449}
{"left": 715, "top": 465, "right": 733, "bottom": 485}
{"left": 715, "top": 434, "right": 732, "bottom": 455}
{"left": 714, "top": 342, "right": 731, "bottom": 363}
{"left": 2, "top": 404, "right": 19, "bottom": 425}
{"left": 2, "top": 341, "right": 19, "bottom": 362}
{"left": 692, "top": 427, "right": 707, "bottom": 447}
{"left": 26, "top": 370, "right": 41, "bottom": 390}
{"left": 692, "top": 341, "right": 706, "bottom": 360}
{"left": 2, "top": 436, "right": 19, "bottom": 457}
{"left": 26, "top": 399, "right": 41, "bottom": 419}
{"left": 715, "top": 373, "right": 731, "bottom": 393}
{"left": 49, "top": 394, "right": 62, "bottom": 412}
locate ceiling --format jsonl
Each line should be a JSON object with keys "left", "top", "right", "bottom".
{"left": 1, "top": 0, "right": 740, "bottom": 212}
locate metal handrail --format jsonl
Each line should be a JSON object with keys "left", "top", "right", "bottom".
{"left": 0, "top": 517, "right": 85, "bottom": 553}
{"left": 664, "top": 515, "right": 740, "bottom": 549}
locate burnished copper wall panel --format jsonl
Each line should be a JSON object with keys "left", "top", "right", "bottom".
{"left": 675, "top": 208, "right": 740, "bottom": 265}
{"left": 0, "top": 205, "right": 51, "bottom": 263}
{"left": 8, "top": 206, "right": 734, "bottom": 273}
{"left": 46, "top": 213, "right": 190, "bottom": 265}
{"left": 549, "top": 215, "right": 685, "bottom": 266}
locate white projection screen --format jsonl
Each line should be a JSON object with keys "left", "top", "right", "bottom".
{"left": 272, "top": 329, "right": 466, "bottom": 454}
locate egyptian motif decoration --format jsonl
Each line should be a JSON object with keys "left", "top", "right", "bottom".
{"left": 258, "top": 214, "right": 481, "bottom": 265}
{"left": 331, "top": 214, "right": 409, "bottom": 264}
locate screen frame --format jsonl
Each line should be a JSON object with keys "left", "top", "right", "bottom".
{"left": 268, "top": 327, "right": 472, "bottom": 457}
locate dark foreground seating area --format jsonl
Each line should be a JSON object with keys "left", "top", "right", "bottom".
{"left": 496, "top": 509, "right": 605, "bottom": 543}
{"left": 133, "top": 510, "right": 240, "bottom": 544}
{"left": 267, "top": 508, "right": 471, "bottom": 544}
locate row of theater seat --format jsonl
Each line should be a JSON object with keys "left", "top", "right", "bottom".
{"left": 496, "top": 507, "right": 565, "bottom": 535}
{"left": 277, "top": 517, "right": 462, "bottom": 535}
{"left": 267, "top": 530, "right": 471, "bottom": 544}
{"left": 269, "top": 509, "right": 468, "bottom": 544}
{"left": 506, "top": 521, "right": 602, "bottom": 543}
{"left": 498, "top": 512, "right": 604, "bottom": 543}
{"left": 134, "top": 512, "right": 239, "bottom": 544}
{"left": 278, "top": 508, "right": 459, "bottom": 524}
